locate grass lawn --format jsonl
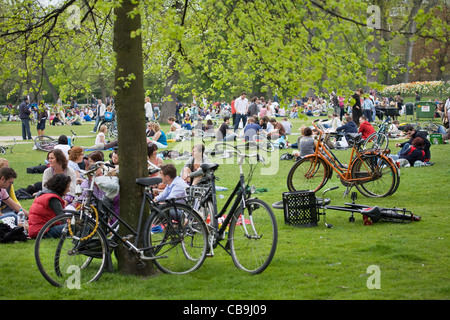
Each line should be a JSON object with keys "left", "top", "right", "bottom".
{"left": 0, "top": 115, "right": 449, "bottom": 301}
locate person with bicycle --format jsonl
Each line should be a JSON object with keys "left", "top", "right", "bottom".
{"left": 92, "top": 99, "right": 106, "bottom": 133}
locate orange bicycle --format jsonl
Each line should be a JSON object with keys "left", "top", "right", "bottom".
{"left": 287, "top": 119, "right": 400, "bottom": 198}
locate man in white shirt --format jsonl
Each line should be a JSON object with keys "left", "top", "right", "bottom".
{"left": 234, "top": 92, "right": 249, "bottom": 131}
{"left": 145, "top": 97, "right": 153, "bottom": 121}
{"left": 92, "top": 99, "right": 106, "bottom": 133}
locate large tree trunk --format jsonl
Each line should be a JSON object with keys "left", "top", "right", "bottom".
{"left": 113, "top": 0, "right": 156, "bottom": 276}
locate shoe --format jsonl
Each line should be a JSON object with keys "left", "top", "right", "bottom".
{"left": 91, "top": 131, "right": 96, "bottom": 133}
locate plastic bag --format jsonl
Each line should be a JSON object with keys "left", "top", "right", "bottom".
{"left": 95, "top": 175, "right": 120, "bottom": 199}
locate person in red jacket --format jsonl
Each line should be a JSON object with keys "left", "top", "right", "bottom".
{"left": 28, "top": 174, "right": 71, "bottom": 239}
{"left": 358, "top": 116, "right": 376, "bottom": 140}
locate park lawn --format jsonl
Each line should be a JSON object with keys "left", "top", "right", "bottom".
{"left": 0, "top": 118, "right": 449, "bottom": 300}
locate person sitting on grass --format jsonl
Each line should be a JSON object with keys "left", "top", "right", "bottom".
{"left": 358, "top": 116, "right": 376, "bottom": 140}
{"left": 0, "top": 167, "right": 30, "bottom": 226}
{"left": 28, "top": 174, "right": 72, "bottom": 239}
{"left": 390, "top": 137, "right": 426, "bottom": 167}
{"left": 395, "top": 124, "right": 431, "bottom": 161}
{"left": 154, "top": 164, "right": 188, "bottom": 203}
{"left": 293, "top": 127, "right": 318, "bottom": 158}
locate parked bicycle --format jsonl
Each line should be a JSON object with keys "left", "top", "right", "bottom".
{"left": 34, "top": 130, "right": 77, "bottom": 152}
{"left": 363, "top": 115, "right": 391, "bottom": 150}
{"left": 100, "top": 106, "right": 118, "bottom": 140}
{"left": 188, "top": 144, "right": 278, "bottom": 274}
{"left": 287, "top": 119, "right": 400, "bottom": 198}
{"left": 34, "top": 161, "right": 209, "bottom": 287}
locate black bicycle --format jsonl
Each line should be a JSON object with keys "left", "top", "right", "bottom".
{"left": 188, "top": 143, "right": 278, "bottom": 274}
{"left": 34, "top": 161, "right": 208, "bottom": 287}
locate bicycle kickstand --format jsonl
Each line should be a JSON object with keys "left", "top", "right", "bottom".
{"left": 343, "top": 183, "right": 354, "bottom": 198}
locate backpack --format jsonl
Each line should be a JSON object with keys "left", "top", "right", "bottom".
{"left": 26, "top": 164, "right": 48, "bottom": 174}
{"left": 280, "top": 153, "right": 294, "bottom": 160}
{"left": 0, "top": 223, "right": 27, "bottom": 243}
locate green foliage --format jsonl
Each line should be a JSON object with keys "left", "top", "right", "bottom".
{"left": 1, "top": 0, "right": 448, "bottom": 105}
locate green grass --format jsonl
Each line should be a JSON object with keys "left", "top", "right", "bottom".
{"left": 0, "top": 118, "right": 449, "bottom": 300}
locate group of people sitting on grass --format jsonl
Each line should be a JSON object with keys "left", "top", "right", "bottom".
{"left": 1, "top": 102, "right": 447, "bottom": 241}
{"left": 293, "top": 113, "right": 433, "bottom": 168}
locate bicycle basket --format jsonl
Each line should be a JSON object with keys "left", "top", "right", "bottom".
{"left": 282, "top": 190, "right": 318, "bottom": 227}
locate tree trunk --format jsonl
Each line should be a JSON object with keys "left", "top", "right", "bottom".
{"left": 113, "top": 0, "right": 157, "bottom": 277}
{"left": 42, "top": 67, "right": 59, "bottom": 102}
{"left": 160, "top": 58, "right": 180, "bottom": 124}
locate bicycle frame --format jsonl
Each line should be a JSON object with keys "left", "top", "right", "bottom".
{"left": 76, "top": 162, "right": 173, "bottom": 258}
{"left": 194, "top": 153, "right": 259, "bottom": 252}
{"left": 307, "top": 121, "right": 387, "bottom": 185}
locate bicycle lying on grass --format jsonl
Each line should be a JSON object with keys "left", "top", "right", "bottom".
{"left": 0, "top": 138, "right": 16, "bottom": 154}
{"left": 34, "top": 161, "right": 209, "bottom": 287}
{"left": 287, "top": 119, "right": 400, "bottom": 197}
{"left": 34, "top": 130, "right": 77, "bottom": 152}
{"left": 317, "top": 186, "right": 421, "bottom": 227}
{"left": 188, "top": 143, "right": 278, "bottom": 274}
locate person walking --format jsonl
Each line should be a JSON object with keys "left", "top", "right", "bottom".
{"left": 19, "top": 97, "right": 32, "bottom": 140}
{"left": 92, "top": 99, "right": 106, "bottom": 133}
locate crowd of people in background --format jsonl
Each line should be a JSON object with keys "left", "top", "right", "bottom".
{"left": 1, "top": 88, "right": 449, "bottom": 239}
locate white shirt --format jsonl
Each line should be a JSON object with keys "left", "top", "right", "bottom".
{"left": 95, "top": 132, "right": 105, "bottom": 145}
{"left": 234, "top": 96, "right": 249, "bottom": 115}
{"left": 54, "top": 144, "right": 71, "bottom": 159}
{"left": 145, "top": 102, "right": 153, "bottom": 119}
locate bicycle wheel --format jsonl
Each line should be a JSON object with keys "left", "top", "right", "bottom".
{"left": 363, "top": 132, "right": 388, "bottom": 149}
{"left": 101, "top": 121, "right": 118, "bottom": 140}
{"left": 34, "top": 211, "right": 109, "bottom": 287}
{"left": 0, "top": 146, "right": 5, "bottom": 154}
{"left": 34, "top": 135, "right": 56, "bottom": 151}
{"left": 143, "top": 203, "right": 208, "bottom": 275}
{"left": 287, "top": 157, "right": 329, "bottom": 192}
{"left": 351, "top": 155, "right": 397, "bottom": 197}
{"left": 228, "top": 198, "right": 278, "bottom": 274}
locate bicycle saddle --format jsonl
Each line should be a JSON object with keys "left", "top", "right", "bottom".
{"left": 135, "top": 177, "right": 162, "bottom": 186}
{"left": 361, "top": 206, "right": 382, "bottom": 222}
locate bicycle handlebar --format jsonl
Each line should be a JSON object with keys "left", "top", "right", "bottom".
{"left": 79, "top": 161, "right": 115, "bottom": 176}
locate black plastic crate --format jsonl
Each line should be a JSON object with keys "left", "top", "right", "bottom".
{"left": 282, "top": 190, "right": 318, "bottom": 227}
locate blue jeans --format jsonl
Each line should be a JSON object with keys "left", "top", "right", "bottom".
{"left": 93, "top": 116, "right": 104, "bottom": 132}
{"left": 21, "top": 118, "right": 32, "bottom": 140}
{"left": 234, "top": 114, "right": 247, "bottom": 131}
{"left": 43, "top": 224, "right": 66, "bottom": 238}
{"left": 0, "top": 212, "right": 18, "bottom": 225}
{"left": 390, "top": 143, "right": 411, "bottom": 161}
